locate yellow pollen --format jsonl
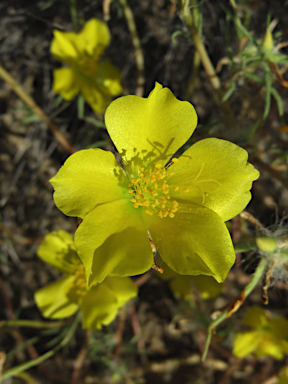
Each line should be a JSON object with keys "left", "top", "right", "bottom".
{"left": 183, "top": 188, "right": 190, "bottom": 193}
{"left": 172, "top": 158, "right": 179, "bottom": 163}
{"left": 72, "top": 265, "right": 89, "bottom": 298}
{"left": 127, "top": 163, "right": 184, "bottom": 218}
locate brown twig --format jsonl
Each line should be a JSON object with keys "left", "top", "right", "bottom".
{"left": 0, "top": 65, "right": 76, "bottom": 154}
{"left": 118, "top": 0, "right": 145, "bottom": 96}
{"left": 113, "top": 306, "right": 126, "bottom": 359}
{"left": 71, "top": 330, "right": 92, "bottom": 384}
{"left": 252, "top": 156, "right": 288, "bottom": 190}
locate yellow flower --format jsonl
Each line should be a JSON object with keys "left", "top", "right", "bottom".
{"left": 233, "top": 306, "right": 288, "bottom": 359}
{"left": 157, "top": 260, "right": 223, "bottom": 300}
{"left": 50, "top": 18, "right": 122, "bottom": 113}
{"left": 50, "top": 83, "right": 259, "bottom": 286}
{"left": 34, "top": 231, "right": 137, "bottom": 329}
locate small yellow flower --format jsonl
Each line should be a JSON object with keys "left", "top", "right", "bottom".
{"left": 50, "top": 18, "right": 122, "bottom": 113}
{"left": 233, "top": 306, "right": 288, "bottom": 359}
{"left": 50, "top": 83, "right": 259, "bottom": 286}
{"left": 157, "top": 260, "right": 223, "bottom": 300}
{"left": 34, "top": 231, "right": 137, "bottom": 329}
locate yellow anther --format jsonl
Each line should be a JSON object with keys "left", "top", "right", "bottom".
{"left": 169, "top": 171, "right": 174, "bottom": 176}
{"left": 155, "top": 164, "right": 162, "bottom": 169}
{"left": 128, "top": 183, "right": 133, "bottom": 187}
{"left": 157, "top": 211, "right": 163, "bottom": 218}
{"left": 143, "top": 177, "right": 150, "bottom": 183}
{"left": 139, "top": 167, "right": 144, "bottom": 172}
{"left": 169, "top": 213, "right": 175, "bottom": 218}
{"left": 133, "top": 203, "right": 139, "bottom": 208}
{"left": 143, "top": 200, "right": 150, "bottom": 207}
{"left": 154, "top": 169, "right": 160, "bottom": 175}
{"left": 145, "top": 170, "right": 150, "bottom": 176}
{"left": 165, "top": 195, "right": 170, "bottom": 200}
{"left": 161, "top": 169, "right": 166, "bottom": 174}
{"left": 139, "top": 173, "right": 144, "bottom": 177}
{"left": 131, "top": 198, "right": 136, "bottom": 203}
{"left": 128, "top": 189, "right": 134, "bottom": 193}
{"left": 145, "top": 209, "right": 153, "bottom": 215}
{"left": 163, "top": 210, "right": 169, "bottom": 217}
{"left": 173, "top": 186, "right": 179, "bottom": 191}
{"left": 183, "top": 188, "right": 190, "bottom": 193}
{"left": 161, "top": 203, "right": 166, "bottom": 208}
{"left": 172, "top": 200, "right": 178, "bottom": 207}
{"left": 154, "top": 183, "right": 158, "bottom": 189}
{"left": 131, "top": 178, "right": 136, "bottom": 183}
{"left": 172, "top": 158, "right": 179, "bottom": 163}
{"left": 152, "top": 192, "right": 158, "bottom": 197}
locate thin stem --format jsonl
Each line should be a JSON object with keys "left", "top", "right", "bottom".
{"left": 202, "top": 257, "right": 268, "bottom": 361}
{"left": 0, "top": 65, "right": 76, "bottom": 154}
{"left": 2, "top": 313, "right": 81, "bottom": 380}
{"left": 0, "top": 319, "right": 68, "bottom": 329}
{"left": 181, "top": 0, "right": 221, "bottom": 92}
{"left": 118, "top": 0, "right": 145, "bottom": 96}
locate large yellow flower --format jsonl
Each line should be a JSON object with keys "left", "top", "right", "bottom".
{"left": 50, "top": 83, "right": 259, "bottom": 286}
{"left": 50, "top": 18, "right": 122, "bottom": 113}
{"left": 34, "top": 231, "right": 137, "bottom": 329}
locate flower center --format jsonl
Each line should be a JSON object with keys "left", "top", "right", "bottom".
{"left": 78, "top": 56, "right": 98, "bottom": 77}
{"left": 128, "top": 159, "right": 189, "bottom": 219}
{"left": 73, "top": 264, "right": 90, "bottom": 297}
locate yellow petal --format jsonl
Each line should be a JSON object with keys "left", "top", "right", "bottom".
{"left": 37, "top": 230, "right": 80, "bottom": 275}
{"left": 169, "top": 138, "right": 259, "bottom": 221}
{"left": 50, "top": 148, "right": 129, "bottom": 218}
{"left": 53, "top": 67, "right": 80, "bottom": 100}
{"left": 105, "top": 82, "right": 197, "bottom": 168}
{"left": 50, "top": 30, "right": 79, "bottom": 63}
{"left": 80, "top": 79, "right": 113, "bottom": 113}
{"left": 96, "top": 60, "right": 122, "bottom": 96}
{"left": 233, "top": 331, "right": 260, "bottom": 358}
{"left": 34, "top": 276, "right": 78, "bottom": 319}
{"left": 81, "top": 276, "right": 137, "bottom": 329}
{"left": 145, "top": 203, "right": 235, "bottom": 283}
{"left": 77, "top": 18, "right": 110, "bottom": 58}
{"left": 74, "top": 199, "right": 153, "bottom": 285}
{"left": 241, "top": 306, "right": 268, "bottom": 328}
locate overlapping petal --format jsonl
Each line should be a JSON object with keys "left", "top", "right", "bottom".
{"left": 169, "top": 138, "right": 260, "bottom": 222}
{"left": 144, "top": 203, "right": 235, "bottom": 282}
{"left": 75, "top": 199, "right": 153, "bottom": 285}
{"left": 50, "top": 149, "right": 129, "bottom": 218}
{"left": 53, "top": 67, "right": 80, "bottom": 100}
{"left": 97, "top": 61, "right": 123, "bottom": 96}
{"left": 34, "top": 276, "right": 78, "bottom": 319}
{"left": 81, "top": 276, "right": 137, "bottom": 329}
{"left": 37, "top": 230, "right": 80, "bottom": 275}
{"left": 77, "top": 18, "right": 110, "bottom": 58}
{"left": 50, "top": 30, "right": 79, "bottom": 64}
{"left": 105, "top": 83, "right": 197, "bottom": 167}
{"left": 80, "top": 79, "right": 114, "bottom": 113}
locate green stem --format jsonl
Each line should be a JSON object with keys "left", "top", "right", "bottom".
{"left": 118, "top": 0, "right": 145, "bottom": 96}
{"left": 2, "top": 313, "right": 81, "bottom": 380}
{"left": 0, "top": 319, "right": 68, "bottom": 329}
{"left": 181, "top": 0, "right": 221, "bottom": 92}
{"left": 201, "top": 257, "right": 268, "bottom": 361}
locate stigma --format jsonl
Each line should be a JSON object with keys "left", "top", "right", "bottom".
{"left": 128, "top": 159, "right": 189, "bottom": 218}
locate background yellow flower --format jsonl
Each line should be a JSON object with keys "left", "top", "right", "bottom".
{"left": 34, "top": 231, "right": 137, "bottom": 329}
{"left": 50, "top": 18, "right": 122, "bottom": 113}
